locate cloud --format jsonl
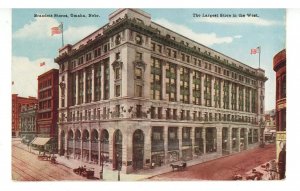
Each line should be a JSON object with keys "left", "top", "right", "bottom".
{"left": 13, "top": 17, "right": 60, "bottom": 39}
{"left": 12, "top": 56, "right": 59, "bottom": 98}
{"left": 154, "top": 18, "right": 241, "bottom": 46}
{"left": 64, "top": 26, "right": 99, "bottom": 44}
{"left": 13, "top": 16, "right": 98, "bottom": 44}
{"left": 234, "top": 35, "right": 242, "bottom": 39}
{"left": 194, "top": 17, "right": 280, "bottom": 26}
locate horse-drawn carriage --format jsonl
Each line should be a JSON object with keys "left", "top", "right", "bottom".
{"left": 73, "top": 166, "right": 95, "bottom": 179}
{"left": 170, "top": 162, "right": 187, "bottom": 171}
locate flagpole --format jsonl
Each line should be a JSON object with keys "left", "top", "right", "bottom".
{"left": 61, "top": 22, "right": 64, "bottom": 47}
{"left": 259, "top": 46, "right": 261, "bottom": 68}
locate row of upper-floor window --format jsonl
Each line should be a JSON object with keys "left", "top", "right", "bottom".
{"left": 38, "top": 111, "right": 52, "bottom": 119}
{"left": 38, "top": 79, "right": 52, "bottom": 89}
{"left": 61, "top": 103, "right": 257, "bottom": 125}
{"left": 63, "top": 43, "right": 110, "bottom": 71}
{"left": 151, "top": 42, "right": 257, "bottom": 86}
{"left": 39, "top": 100, "right": 52, "bottom": 110}
{"left": 276, "top": 75, "right": 286, "bottom": 100}
{"left": 39, "top": 89, "right": 52, "bottom": 99}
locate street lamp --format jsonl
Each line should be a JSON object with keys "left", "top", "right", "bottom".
{"left": 99, "top": 139, "right": 104, "bottom": 180}
{"left": 117, "top": 153, "right": 122, "bottom": 181}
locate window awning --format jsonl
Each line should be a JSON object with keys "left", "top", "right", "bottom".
{"left": 31, "top": 137, "right": 51, "bottom": 146}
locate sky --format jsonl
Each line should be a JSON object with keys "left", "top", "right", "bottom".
{"left": 11, "top": 8, "right": 286, "bottom": 111}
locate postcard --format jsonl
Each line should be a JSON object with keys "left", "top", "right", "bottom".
{"left": 11, "top": 8, "right": 286, "bottom": 182}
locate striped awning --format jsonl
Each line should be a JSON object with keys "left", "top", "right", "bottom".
{"left": 31, "top": 137, "right": 51, "bottom": 146}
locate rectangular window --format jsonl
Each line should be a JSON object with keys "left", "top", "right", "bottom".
{"left": 115, "top": 85, "right": 120, "bottom": 97}
{"left": 135, "top": 85, "right": 142, "bottom": 97}
{"left": 136, "top": 52, "right": 142, "bottom": 61}
{"left": 115, "top": 67, "right": 121, "bottom": 80}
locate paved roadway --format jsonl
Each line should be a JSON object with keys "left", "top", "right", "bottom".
{"left": 149, "top": 144, "right": 276, "bottom": 180}
{"left": 12, "top": 141, "right": 87, "bottom": 181}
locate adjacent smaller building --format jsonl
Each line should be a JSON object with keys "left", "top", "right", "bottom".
{"left": 12, "top": 94, "right": 37, "bottom": 137}
{"left": 36, "top": 69, "right": 59, "bottom": 152}
{"left": 264, "top": 109, "right": 276, "bottom": 143}
{"left": 19, "top": 104, "right": 38, "bottom": 144}
{"left": 273, "top": 49, "right": 286, "bottom": 180}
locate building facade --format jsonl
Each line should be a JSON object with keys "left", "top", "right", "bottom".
{"left": 273, "top": 49, "right": 286, "bottom": 132}
{"left": 19, "top": 104, "right": 38, "bottom": 143}
{"left": 55, "top": 9, "right": 267, "bottom": 173}
{"left": 37, "top": 69, "right": 59, "bottom": 140}
{"left": 273, "top": 49, "right": 286, "bottom": 180}
{"left": 264, "top": 109, "right": 276, "bottom": 142}
{"left": 12, "top": 94, "right": 37, "bottom": 137}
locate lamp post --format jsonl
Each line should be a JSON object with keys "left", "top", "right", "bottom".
{"left": 117, "top": 155, "right": 122, "bottom": 181}
{"left": 99, "top": 139, "right": 104, "bottom": 180}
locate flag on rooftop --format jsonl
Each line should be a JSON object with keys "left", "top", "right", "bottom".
{"left": 250, "top": 47, "right": 260, "bottom": 55}
{"left": 51, "top": 23, "right": 63, "bottom": 36}
{"left": 40, "top": 62, "right": 45, "bottom": 67}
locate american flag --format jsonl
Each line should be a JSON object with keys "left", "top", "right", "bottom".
{"left": 51, "top": 23, "right": 63, "bottom": 36}
{"left": 40, "top": 62, "right": 45, "bottom": 67}
{"left": 250, "top": 47, "right": 260, "bottom": 54}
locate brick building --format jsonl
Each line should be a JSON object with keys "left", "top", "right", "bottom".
{"left": 273, "top": 49, "right": 286, "bottom": 179}
{"left": 12, "top": 94, "right": 37, "bottom": 137}
{"left": 36, "top": 69, "right": 59, "bottom": 150}
{"left": 55, "top": 9, "right": 267, "bottom": 173}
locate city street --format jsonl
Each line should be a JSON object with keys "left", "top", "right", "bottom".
{"left": 12, "top": 140, "right": 87, "bottom": 181}
{"left": 149, "top": 144, "right": 276, "bottom": 180}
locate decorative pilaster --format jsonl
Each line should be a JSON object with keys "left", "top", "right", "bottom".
{"left": 91, "top": 65, "right": 95, "bottom": 102}
{"left": 178, "top": 127, "right": 183, "bottom": 159}
{"left": 162, "top": 61, "right": 166, "bottom": 100}
{"left": 216, "top": 126, "right": 222, "bottom": 155}
{"left": 237, "top": 128, "right": 241, "bottom": 152}
{"left": 202, "top": 128, "right": 206, "bottom": 154}
{"left": 227, "top": 127, "right": 232, "bottom": 154}
{"left": 176, "top": 66, "right": 181, "bottom": 102}
{"left": 163, "top": 126, "right": 168, "bottom": 163}
{"left": 189, "top": 70, "right": 193, "bottom": 104}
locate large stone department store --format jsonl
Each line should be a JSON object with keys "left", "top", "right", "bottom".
{"left": 55, "top": 9, "right": 267, "bottom": 173}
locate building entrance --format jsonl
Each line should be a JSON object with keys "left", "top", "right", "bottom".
{"left": 132, "top": 129, "right": 144, "bottom": 170}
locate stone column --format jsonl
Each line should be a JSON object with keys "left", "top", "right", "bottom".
{"left": 178, "top": 127, "right": 183, "bottom": 160}
{"left": 237, "top": 128, "right": 241, "bottom": 152}
{"left": 201, "top": 73, "right": 205, "bottom": 106}
{"left": 236, "top": 85, "right": 239, "bottom": 111}
{"left": 202, "top": 127, "right": 206, "bottom": 154}
{"left": 163, "top": 126, "right": 168, "bottom": 164}
{"left": 83, "top": 68, "right": 86, "bottom": 103}
{"left": 161, "top": 61, "right": 166, "bottom": 101}
{"left": 227, "top": 127, "right": 232, "bottom": 154}
{"left": 216, "top": 126, "right": 222, "bottom": 155}
{"left": 191, "top": 127, "right": 195, "bottom": 157}
{"left": 144, "top": 127, "right": 152, "bottom": 167}
{"left": 228, "top": 82, "right": 232, "bottom": 110}
{"left": 101, "top": 63, "right": 105, "bottom": 100}
{"left": 220, "top": 79, "right": 224, "bottom": 109}
{"left": 245, "top": 128, "right": 249, "bottom": 150}
{"left": 98, "top": 136, "right": 101, "bottom": 165}
{"left": 211, "top": 77, "right": 215, "bottom": 107}
{"left": 249, "top": 89, "right": 252, "bottom": 113}
{"left": 76, "top": 71, "right": 79, "bottom": 105}
{"left": 176, "top": 66, "right": 181, "bottom": 102}
{"left": 189, "top": 70, "right": 193, "bottom": 104}
{"left": 81, "top": 138, "right": 83, "bottom": 161}
{"left": 89, "top": 139, "right": 92, "bottom": 162}
{"left": 73, "top": 138, "right": 75, "bottom": 159}
{"left": 252, "top": 128, "right": 254, "bottom": 143}
{"left": 243, "top": 86, "right": 246, "bottom": 112}
{"left": 91, "top": 65, "right": 95, "bottom": 102}
{"left": 64, "top": 131, "right": 68, "bottom": 157}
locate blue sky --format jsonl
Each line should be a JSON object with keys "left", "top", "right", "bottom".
{"left": 12, "top": 8, "right": 286, "bottom": 111}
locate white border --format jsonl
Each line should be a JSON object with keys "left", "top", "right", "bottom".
{"left": 1, "top": 5, "right": 300, "bottom": 191}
